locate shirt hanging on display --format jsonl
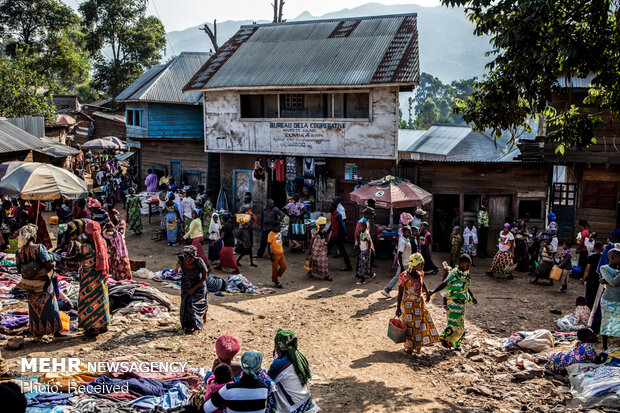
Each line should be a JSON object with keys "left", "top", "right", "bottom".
{"left": 274, "top": 159, "right": 286, "bottom": 182}
{"left": 303, "top": 158, "right": 315, "bottom": 187}
{"left": 286, "top": 157, "right": 297, "bottom": 181}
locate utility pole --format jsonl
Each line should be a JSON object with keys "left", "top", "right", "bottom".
{"left": 200, "top": 20, "right": 218, "bottom": 52}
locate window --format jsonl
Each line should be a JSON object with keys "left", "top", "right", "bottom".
{"left": 239, "top": 92, "right": 370, "bottom": 119}
{"left": 518, "top": 200, "right": 542, "bottom": 219}
{"left": 182, "top": 171, "right": 201, "bottom": 188}
{"left": 464, "top": 195, "right": 481, "bottom": 213}
{"left": 126, "top": 109, "right": 143, "bottom": 127}
{"left": 582, "top": 181, "right": 618, "bottom": 210}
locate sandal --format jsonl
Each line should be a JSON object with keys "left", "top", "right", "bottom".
{"left": 325, "top": 276, "right": 333, "bottom": 281}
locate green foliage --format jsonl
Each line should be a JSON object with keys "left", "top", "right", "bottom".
{"left": 0, "top": 0, "right": 90, "bottom": 88}
{"left": 80, "top": 0, "right": 166, "bottom": 98}
{"left": 408, "top": 72, "right": 477, "bottom": 129}
{"left": 0, "top": 50, "right": 56, "bottom": 118}
{"left": 441, "top": 0, "right": 620, "bottom": 150}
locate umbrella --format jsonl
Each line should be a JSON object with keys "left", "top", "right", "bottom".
{"left": 0, "top": 161, "right": 25, "bottom": 181}
{"left": 349, "top": 175, "right": 432, "bottom": 224}
{"left": 0, "top": 162, "right": 87, "bottom": 200}
{"left": 102, "top": 136, "right": 126, "bottom": 147}
{"left": 82, "top": 137, "right": 125, "bottom": 150}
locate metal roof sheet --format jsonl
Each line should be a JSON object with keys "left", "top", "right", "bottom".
{"left": 35, "top": 137, "right": 81, "bottom": 158}
{"left": 117, "top": 52, "right": 211, "bottom": 103}
{"left": 407, "top": 125, "right": 472, "bottom": 155}
{"left": 184, "top": 14, "right": 419, "bottom": 91}
{"left": 556, "top": 74, "right": 596, "bottom": 90}
{"left": 398, "top": 129, "right": 426, "bottom": 151}
{"left": 0, "top": 119, "right": 48, "bottom": 154}
{"left": 92, "top": 111, "right": 126, "bottom": 123}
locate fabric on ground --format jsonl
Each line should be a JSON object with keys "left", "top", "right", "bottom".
{"left": 0, "top": 312, "right": 29, "bottom": 330}
{"left": 128, "top": 382, "right": 191, "bottom": 409}
{"left": 71, "top": 397, "right": 141, "bottom": 413}
{"left": 85, "top": 375, "right": 188, "bottom": 396}
{"left": 517, "top": 329, "right": 554, "bottom": 352}
{"left": 27, "top": 392, "right": 74, "bottom": 407}
{"left": 40, "top": 369, "right": 99, "bottom": 391}
{"left": 568, "top": 363, "right": 620, "bottom": 402}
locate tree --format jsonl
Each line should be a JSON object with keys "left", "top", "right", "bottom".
{"left": 80, "top": 0, "right": 166, "bottom": 98}
{"left": 272, "top": 0, "right": 285, "bottom": 23}
{"left": 443, "top": 0, "right": 620, "bottom": 152}
{"left": 0, "top": 0, "right": 90, "bottom": 88}
{"left": 414, "top": 98, "right": 441, "bottom": 129}
{"left": 0, "top": 50, "right": 56, "bottom": 118}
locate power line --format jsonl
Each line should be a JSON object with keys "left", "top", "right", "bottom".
{"left": 150, "top": 0, "right": 175, "bottom": 56}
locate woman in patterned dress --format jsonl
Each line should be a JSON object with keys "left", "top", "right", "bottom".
{"left": 178, "top": 245, "right": 209, "bottom": 335}
{"left": 77, "top": 221, "right": 111, "bottom": 337}
{"left": 27, "top": 201, "right": 52, "bottom": 249}
{"left": 488, "top": 223, "right": 515, "bottom": 278}
{"left": 429, "top": 254, "right": 478, "bottom": 349}
{"left": 599, "top": 249, "right": 620, "bottom": 350}
{"left": 126, "top": 188, "right": 142, "bottom": 234}
{"left": 103, "top": 214, "right": 132, "bottom": 281}
{"left": 283, "top": 194, "right": 307, "bottom": 252}
{"left": 307, "top": 217, "right": 331, "bottom": 281}
{"left": 164, "top": 192, "right": 182, "bottom": 246}
{"left": 16, "top": 224, "right": 62, "bottom": 337}
{"left": 396, "top": 253, "right": 439, "bottom": 354}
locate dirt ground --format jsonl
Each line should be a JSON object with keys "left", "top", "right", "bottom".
{"left": 2, "top": 214, "right": 592, "bottom": 412}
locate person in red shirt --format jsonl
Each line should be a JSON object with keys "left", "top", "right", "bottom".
{"left": 326, "top": 202, "right": 352, "bottom": 271}
{"left": 576, "top": 219, "right": 590, "bottom": 277}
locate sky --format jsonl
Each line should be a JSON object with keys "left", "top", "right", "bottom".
{"left": 62, "top": 0, "right": 442, "bottom": 32}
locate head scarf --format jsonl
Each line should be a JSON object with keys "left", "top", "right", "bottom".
{"left": 215, "top": 334, "right": 240, "bottom": 361}
{"left": 192, "top": 208, "right": 202, "bottom": 218}
{"left": 18, "top": 224, "right": 38, "bottom": 248}
{"left": 183, "top": 245, "right": 197, "bottom": 258}
{"left": 241, "top": 351, "right": 262, "bottom": 379}
{"left": 408, "top": 252, "right": 425, "bottom": 271}
{"left": 400, "top": 212, "right": 414, "bottom": 226}
{"left": 209, "top": 213, "right": 221, "bottom": 235}
{"left": 274, "top": 330, "right": 311, "bottom": 385}
{"left": 547, "top": 212, "right": 556, "bottom": 222}
{"left": 165, "top": 192, "right": 174, "bottom": 202}
{"left": 85, "top": 221, "right": 109, "bottom": 275}
{"left": 88, "top": 198, "right": 102, "bottom": 209}
{"left": 415, "top": 208, "right": 427, "bottom": 216}
{"left": 504, "top": 222, "right": 512, "bottom": 228}
{"left": 316, "top": 216, "right": 327, "bottom": 226}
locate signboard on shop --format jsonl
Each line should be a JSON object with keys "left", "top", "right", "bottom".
{"left": 269, "top": 122, "right": 345, "bottom": 153}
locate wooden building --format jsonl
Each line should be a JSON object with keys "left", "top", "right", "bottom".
{"left": 183, "top": 14, "right": 420, "bottom": 220}
{"left": 53, "top": 95, "right": 81, "bottom": 112}
{"left": 117, "top": 52, "right": 211, "bottom": 188}
{"left": 518, "top": 75, "right": 620, "bottom": 240}
{"left": 398, "top": 125, "right": 550, "bottom": 252}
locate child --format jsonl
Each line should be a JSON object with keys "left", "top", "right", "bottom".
{"left": 355, "top": 220, "right": 374, "bottom": 285}
{"left": 235, "top": 220, "right": 256, "bottom": 267}
{"left": 382, "top": 226, "right": 412, "bottom": 298}
{"left": 582, "top": 241, "right": 604, "bottom": 308}
{"left": 204, "top": 364, "right": 233, "bottom": 413}
{"left": 545, "top": 328, "right": 598, "bottom": 373}
{"left": 556, "top": 240, "right": 573, "bottom": 293}
{"left": 395, "top": 253, "right": 439, "bottom": 354}
{"left": 429, "top": 254, "right": 478, "bottom": 349}
{"left": 599, "top": 248, "right": 620, "bottom": 350}
{"left": 461, "top": 221, "right": 478, "bottom": 266}
{"left": 449, "top": 226, "right": 463, "bottom": 267}
{"left": 584, "top": 232, "right": 597, "bottom": 254}
{"left": 530, "top": 236, "right": 555, "bottom": 285}
{"left": 556, "top": 296, "right": 591, "bottom": 331}
{"left": 212, "top": 334, "right": 242, "bottom": 377}
{"left": 268, "top": 222, "right": 286, "bottom": 288}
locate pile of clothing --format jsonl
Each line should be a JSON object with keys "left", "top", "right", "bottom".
{"left": 108, "top": 281, "right": 177, "bottom": 315}
{"left": 0, "top": 310, "right": 29, "bottom": 332}
{"left": 567, "top": 352, "right": 620, "bottom": 409}
{"left": 223, "top": 274, "right": 275, "bottom": 295}
{"left": 502, "top": 329, "right": 555, "bottom": 352}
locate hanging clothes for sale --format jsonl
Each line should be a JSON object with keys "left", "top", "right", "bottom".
{"left": 253, "top": 158, "right": 265, "bottom": 181}
{"left": 303, "top": 158, "right": 315, "bottom": 187}
{"left": 286, "top": 156, "right": 297, "bottom": 181}
{"left": 274, "top": 158, "right": 286, "bottom": 182}
{"left": 315, "top": 160, "right": 327, "bottom": 187}
{"left": 268, "top": 158, "right": 276, "bottom": 181}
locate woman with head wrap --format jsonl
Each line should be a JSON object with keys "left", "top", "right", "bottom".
{"left": 307, "top": 216, "right": 331, "bottom": 280}
{"left": 207, "top": 213, "right": 222, "bottom": 264}
{"left": 283, "top": 193, "right": 307, "bottom": 252}
{"left": 449, "top": 226, "right": 463, "bottom": 267}
{"left": 202, "top": 351, "right": 269, "bottom": 413}
{"left": 429, "top": 254, "right": 477, "bottom": 349}
{"left": 267, "top": 330, "right": 320, "bottom": 413}
{"left": 15, "top": 224, "right": 63, "bottom": 337}
{"left": 125, "top": 188, "right": 143, "bottom": 234}
{"left": 211, "top": 214, "right": 240, "bottom": 273}
{"left": 27, "top": 201, "right": 52, "bottom": 249}
{"left": 76, "top": 221, "right": 111, "bottom": 337}
{"left": 488, "top": 223, "right": 515, "bottom": 278}
{"left": 395, "top": 253, "right": 439, "bottom": 354}
{"left": 178, "top": 245, "right": 209, "bottom": 334}
{"left": 164, "top": 192, "right": 182, "bottom": 246}
{"left": 235, "top": 214, "right": 256, "bottom": 268}
{"left": 183, "top": 208, "right": 209, "bottom": 267}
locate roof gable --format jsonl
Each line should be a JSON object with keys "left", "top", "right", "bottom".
{"left": 0, "top": 119, "right": 48, "bottom": 154}
{"left": 184, "top": 14, "right": 419, "bottom": 91}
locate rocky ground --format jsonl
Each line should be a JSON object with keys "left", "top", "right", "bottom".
{"left": 1, "top": 215, "right": 604, "bottom": 412}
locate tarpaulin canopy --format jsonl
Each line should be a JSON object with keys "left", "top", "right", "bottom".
{"left": 115, "top": 151, "right": 135, "bottom": 162}
{"left": 0, "top": 162, "right": 87, "bottom": 200}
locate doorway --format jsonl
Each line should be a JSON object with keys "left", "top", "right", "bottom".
{"left": 433, "top": 194, "right": 460, "bottom": 251}
{"left": 232, "top": 169, "right": 252, "bottom": 212}
{"left": 487, "top": 195, "right": 512, "bottom": 252}
{"left": 170, "top": 160, "right": 181, "bottom": 187}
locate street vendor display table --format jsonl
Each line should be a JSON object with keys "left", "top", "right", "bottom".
{"left": 375, "top": 227, "right": 398, "bottom": 259}
{"left": 136, "top": 192, "right": 160, "bottom": 224}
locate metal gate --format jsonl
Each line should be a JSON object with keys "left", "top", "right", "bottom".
{"left": 551, "top": 183, "right": 577, "bottom": 239}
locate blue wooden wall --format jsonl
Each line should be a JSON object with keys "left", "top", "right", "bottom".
{"left": 125, "top": 103, "right": 203, "bottom": 139}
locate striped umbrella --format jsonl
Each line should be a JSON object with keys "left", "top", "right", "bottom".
{"left": 82, "top": 137, "right": 125, "bottom": 150}
{"left": 0, "top": 162, "right": 87, "bottom": 200}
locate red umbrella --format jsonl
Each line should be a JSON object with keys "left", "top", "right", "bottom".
{"left": 350, "top": 175, "right": 432, "bottom": 209}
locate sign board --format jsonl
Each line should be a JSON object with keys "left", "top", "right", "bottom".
{"left": 269, "top": 122, "right": 345, "bottom": 152}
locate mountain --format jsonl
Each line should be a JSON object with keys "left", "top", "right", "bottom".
{"left": 164, "top": 2, "right": 491, "bottom": 83}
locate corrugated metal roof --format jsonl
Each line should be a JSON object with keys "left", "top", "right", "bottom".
{"left": 407, "top": 125, "right": 472, "bottom": 155}
{"left": 556, "top": 74, "right": 596, "bottom": 89}
{"left": 0, "top": 119, "right": 48, "bottom": 154}
{"left": 5, "top": 117, "right": 45, "bottom": 138}
{"left": 117, "top": 52, "right": 211, "bottom": 103}
{"left": 184, "top": 14, "right": 419, "bottom": 91}
{"left": 35, "top": 137, "right": 80, "bottom": 158}
{"left": 398, "top": 129, "right": 425, "bottom": 151}
{"left": 92, "top": 111, "right": 126, "bottom": 123}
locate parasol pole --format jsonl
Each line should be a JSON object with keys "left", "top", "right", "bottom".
{"left": 390, "top": 204, "right": 394, "bottom": 226}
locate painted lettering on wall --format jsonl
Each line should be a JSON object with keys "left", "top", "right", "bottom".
{"left": 269, "top": 122, "right": 346, "bottom": 149}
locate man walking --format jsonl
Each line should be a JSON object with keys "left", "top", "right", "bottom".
{"left": 327, "top": 202, "right": 352, "bottom": 271}
{"left": 256, "top": 199, "right": 285, "bottom": 258}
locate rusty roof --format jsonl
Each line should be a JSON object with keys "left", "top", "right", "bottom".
{"left": 184, "top": 14, "right": 419, "bottom": 91}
